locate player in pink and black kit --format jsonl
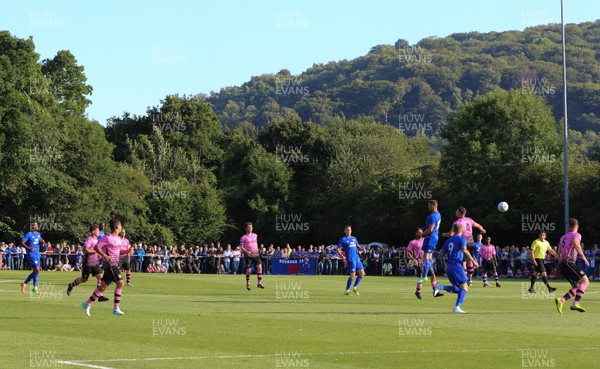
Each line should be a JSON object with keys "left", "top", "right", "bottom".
{"left": 82, "top": 218, "right": 131, "bottom": 316}
{"left": 240, "top": 222, "right": 264, "bottom": 291}
{"left": 480, "top": 236, "right": 501, "bottom": 287}
{"left": 66, "top": 224, "right": 108, "bottom": 302}
{"left": 119, "top": 229, "right": 133, "bottom": 287}
{"left": 555, "top": 218, "right": 590, "bottom": 313}
{"left": 442, "top": 207, "right": 486, "bottom": 286}
{"left": 408, "top": 228, "right": 442, "bottom": 299}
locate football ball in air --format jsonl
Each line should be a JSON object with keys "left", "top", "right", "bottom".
{"left": 498, "top": 201, "right": 509, "bottom": 212}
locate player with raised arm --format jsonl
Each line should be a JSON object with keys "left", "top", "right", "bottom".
{"left": 442, "top": 207, "right": 486, "bottom": 286}
{"left": 338, "top": 225, "right": 364, "bottom": 295}
{"left": 416, "top": 200, "right": 441, "bottom": 296}
{"left": 528, "top": 231, "right": 557, "bottom": 294}
{"left": 20, "top": 221, "right": 44, "bottom": 295}
{"left": 434, "top": 223, "right": 479, "bottom": 313}
{"left": 555, "top": 218, "right": 590, "bottom": 313}
{"left": 66, "top": 225, "right": 108, "bottom": 301}
{"left": 240, "top": 222, "right": 264, "bottom": 291}
{"left": 119, "top": 228, "right": 133, "bottom": 286}
{"left": 480, "top": 236, "right": 501, "bottom": 287}
{"left": 82, "top": 218, "right": 130, "bottom": 316}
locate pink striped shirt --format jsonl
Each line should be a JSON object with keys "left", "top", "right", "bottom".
{"left": 120, "top": 237, "right": 130, "bottom": 251}
{"left": 97, "top": 234, "right": 122, "bottom": 267}
{"left": 406, "top": 239, "right": 424, "bottom": 262}
{"left": 120, "top": 237, "right": 131, "bottom": 260}
{"left": 560, "top": 231, "right": 581, "bottom": 263}
{"left": 454, "top": 217, "right": 475, "bottom": 242}
{"left": 83, "top": 236, "right": 99, "bottom": 266}
{"left": 480, "top": 244, "right": 496, "bottom": 260}
{"left": 240, "top": 233, "right": 259, "bottom": 257}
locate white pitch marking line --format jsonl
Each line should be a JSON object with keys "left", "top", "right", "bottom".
{"left": 66, "top": 346, "right": 600, "bottom": 364}
{"left": 56, "top": 361, "right": 116, "bottom": 369}
{"left": 0, "top": 280, "right": 17, "bottom": 284}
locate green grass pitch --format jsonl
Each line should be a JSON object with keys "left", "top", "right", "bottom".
{"left": 1, "top": 271, "right": 599, "bottom": 369}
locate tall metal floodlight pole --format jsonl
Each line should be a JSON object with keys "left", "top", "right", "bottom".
{"left": 561, "top": 0, "right": 569, "bottom": 232}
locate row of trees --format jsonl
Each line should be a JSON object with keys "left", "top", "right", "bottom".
{"left": 2, "top": 28, "right": 600, "bottom": 247}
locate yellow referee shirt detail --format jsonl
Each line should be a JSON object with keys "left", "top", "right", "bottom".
{"left": 531, "top": 239, "right": 551, "bottom": 259}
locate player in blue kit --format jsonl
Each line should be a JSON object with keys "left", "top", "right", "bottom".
{"left": 434, "top": 223, "right": 479, "bottom": 313}
{"left": 98, "top": 223, "right": 105, "bottom": 240}
{"left": 20, "top": 221, "right": 44, "bottom": 295}
{"left": 468, "top": 233, "right": 484, "bottom": 285}
{"left": 337, "top": 225, "right": 364, "bottom": 295}
{"left": 416, "top": 200, "right": 442, "bottom": 295}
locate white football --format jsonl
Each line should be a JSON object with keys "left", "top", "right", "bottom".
{"left": 498, "top": 201, "right": 509, "bottom": 212}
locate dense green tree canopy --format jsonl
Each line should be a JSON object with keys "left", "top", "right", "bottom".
{"left": 3, "top": 21, "right": 600, "bottom": 246}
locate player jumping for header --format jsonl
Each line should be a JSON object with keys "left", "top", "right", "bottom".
{"left": 442, "top": 207, "right": 485, "bottom": 286}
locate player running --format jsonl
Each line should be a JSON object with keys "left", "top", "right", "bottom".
{"left": 555, "top": 218, "right": 590, "bottom": 313}
{"left": 119, "top": 229, "right": 133, "bottom": 286}
{"left": 416, "top": 200, "right": 441, "bottom": 296}
{"left": 240, "top": 222, "right": 264, "bottom": 291}
{"left": 66, "top": 225, "right": 108, "bottom": 301}
{"left": 82, "top": 218, "right": 130, "bottom": 316}
{"left": 528, "top": 231, "right": 557, "bottom": 294}
{"left": 480, "top": 236, "right": 501, "bottom": 287}
{"left": 20, "top": 221, "right": 44, "bottom": 295}
{"left": 337, "top": 225, "right": 364, "bottom": 295}
{"left": 442, "top": 207, "right": 486, "bottom": 286}
{"left": 434, "top": 223, "right": 478, "bottom": 313}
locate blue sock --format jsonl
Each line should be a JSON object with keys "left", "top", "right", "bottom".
{"left": 422, "top": 259, "right": 432, "bottom": 277}
{"left": 24, "top": 273, "right": 34, "bottom": 285}
{"left": 442, "top": 285, "right": 460, "bottom": 294}
{"left": 33, "top": 273, "right": 39, "bottom": 288}
{"left": 346, "top": 278, "right": 353, "bottom": 291}
{"left": 456, "top": 288, "right": 467, "bottom": 307}
{"left": 354, "top": 276, "right": 362, "bottom": 287}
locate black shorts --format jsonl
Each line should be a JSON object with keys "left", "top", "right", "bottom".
{"left": 101, "top": 265, "right": 123, "bottom": 286}
{"left": 558, "top": 261, "right": 586, "bottom": 287}
{"left": 244, "top": 256, "right": 261, "bottom": 269}
{"left": 533, "top": 259, "right": 546, "bottom": 274}
{"left": 119, "top": 256, "right": 130, "bottom": 271}
{"left": 411, "top": 259, "right": 422, "bottom": 270}
{"left": 482, "top": 259, "right": 496, "bottom": 272}
{"left": 81, "top": 264, "right": 103, "bottom": 279}
{"left": 462, "top": 242, "right": 475, "bottom": 262}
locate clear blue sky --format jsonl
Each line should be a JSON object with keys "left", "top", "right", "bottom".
{"left": 2, "top": 0, "right": 598, "bottom": 124}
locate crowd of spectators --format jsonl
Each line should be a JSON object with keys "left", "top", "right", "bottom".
{"left": 1, "top": 241, "right": 599, "bottom": 280}
{"left": 0, "top": 241, "right": 84, "bottom": 272}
